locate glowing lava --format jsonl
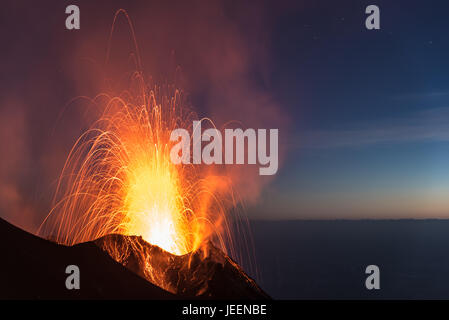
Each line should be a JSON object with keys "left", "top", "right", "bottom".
{"left": 39, "top": 81, "right": 230, "bottom": 257}
{"left": 38, "top": 10, "right": 247, "bottom": 262}
{"left": 121, "top": 126, "right": 190, "bottom": 255}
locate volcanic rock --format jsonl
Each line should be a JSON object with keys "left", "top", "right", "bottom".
{"left": 0, "top": 217, "right": 268, "bottom": 299}
{"left": 0, "top": 217, "right": 174, "bottom": 299}
{"left": 95, "top": 234, "right": 270, "bottom": 299}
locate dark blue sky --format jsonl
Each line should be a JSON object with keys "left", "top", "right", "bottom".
{"left": 248, "top": 0, "right": 449, "bottom": 219}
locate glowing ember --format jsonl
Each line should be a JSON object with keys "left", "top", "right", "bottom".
{"left": 101, "top": 100, "right": 193, "bottom": 255}
{"left": 39, "top": 81, "right": 232, "bottom": 256}
{"left": 38, "top": 10, "right": 249, "bottom": 264}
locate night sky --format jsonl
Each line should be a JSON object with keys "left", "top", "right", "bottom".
{"left": 251, "top": 0, "right": 449, "bottom": 219}
{"left": 1, "top": 0, "right": 449, "bottom": 231}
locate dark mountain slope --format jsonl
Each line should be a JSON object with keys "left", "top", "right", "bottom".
{"left": 96, "top": 234, "right": 269, "bottom": 299}
{"left": 0, "top": 217, "right": 268, "bottom": 299}
{"left": 0, "top": 217, "right": 174, "bottom": 299}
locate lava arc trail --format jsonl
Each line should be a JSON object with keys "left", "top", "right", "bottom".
{"left": 39, "top": 10, "right": 252, "bottom": 267}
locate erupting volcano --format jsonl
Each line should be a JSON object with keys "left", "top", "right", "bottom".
{"left": 34, "top": 10, "right": 266, "bottom": 299}
{"left": 40, "top": 81, "right": 228, "bottom": 256}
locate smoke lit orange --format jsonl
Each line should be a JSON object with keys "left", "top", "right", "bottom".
{"left": 40, "top": 75, "right": 237, "bottom": 257}
{"left": 37, "top": 11, "right": 244, "bottom": 260}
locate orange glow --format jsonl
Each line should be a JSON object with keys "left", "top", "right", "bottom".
{"left": 98, "top": 95, "right": 195, "bottom": 255}
{"left": 38, "top": 78, "right": 234, "bottom": 256}
{"left": 38, "top": 10, "right": 249, "bottom": 264}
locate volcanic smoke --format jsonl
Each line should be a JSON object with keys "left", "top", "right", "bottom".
{"left": 39, "top": 61, "right": 237, "bottom": 257}
{"left": 38, "top": 10, "right": 254, "bottom": 280}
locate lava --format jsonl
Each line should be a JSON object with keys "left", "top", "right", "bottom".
{"left": 39, "top": 79, "right": 234, "bottom": 257}
{"left": 38, "top": 10, "right": 251, "bottom": 279}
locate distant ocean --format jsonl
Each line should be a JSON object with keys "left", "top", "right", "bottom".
{"left": 247, "top": 220, "right": 449, "bottom": 299}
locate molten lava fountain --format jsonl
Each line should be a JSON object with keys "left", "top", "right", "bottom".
{"left": 38, "top": 11, "right": 263, "bottom": 298}
{"left": 41, "top": 78, "right": 234, "bottom": 254}
{"left": 40, "top": 77, "right": 250, "bottom": 293}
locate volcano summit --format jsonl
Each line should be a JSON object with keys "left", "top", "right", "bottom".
{"left": 0, "top": 218, "right": 268, "bottom": 299}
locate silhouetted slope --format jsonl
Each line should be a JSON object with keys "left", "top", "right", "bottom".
{"left": 96, "top": 234, "right": 270, "bottom": 299}
{"left": 0, "top": 218, "right": 174, "bottom": 299}
{"left": 0, "top": 217, "right": 268, "bottom": 300}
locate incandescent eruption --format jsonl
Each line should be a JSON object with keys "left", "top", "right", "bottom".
{"left": 39, "top": 76, "right": 235, "bottom": 257}
{"left": 36, "top": 10, "right": 261, "bottom": 298}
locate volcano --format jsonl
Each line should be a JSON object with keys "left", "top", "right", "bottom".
{"left": 0, "top": 218, "right": 268, "bottom": 299}
{"left": 95, "top": 234, "right": 269, "bottom": 299}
